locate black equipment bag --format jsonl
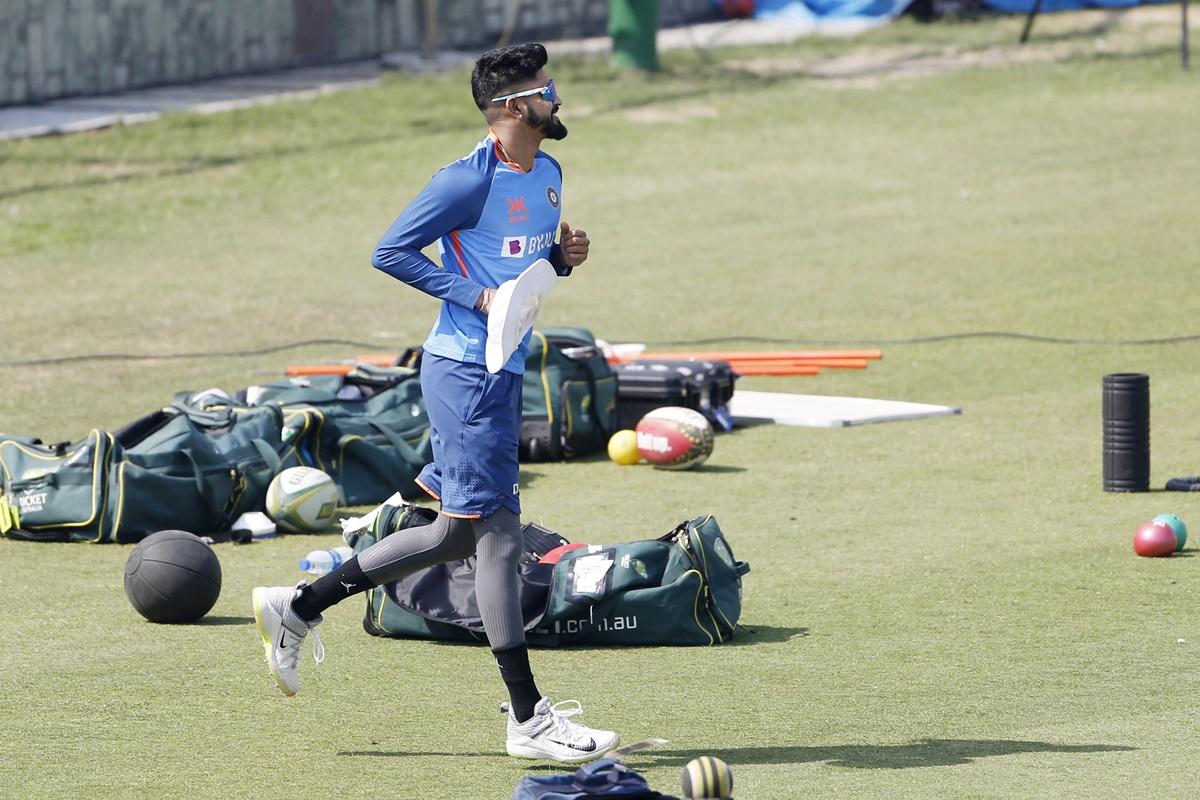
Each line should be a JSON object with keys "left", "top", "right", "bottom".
{"left": 614, "top": 359, "right": 738, "bottom": 431}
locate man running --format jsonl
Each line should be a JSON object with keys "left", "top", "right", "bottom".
{"left": 252, "top": 43, "right": 617, "bottom": 764}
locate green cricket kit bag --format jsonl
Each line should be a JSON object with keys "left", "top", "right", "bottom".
{"left": 521, "top": 327, "right": 619, "bottom": 462}
{"left": 244, "top": 365, "right": 431, "bottom": 506}
{"left": 120, "top": 396, "right": 298, "bottom": 521}
{"left": 534, "top": 514, "right": 749, "bottom": 646}
{"left": 346, "top": 502, "right": 571, "bottom": 643}
{"left": 350, "top": 507, "right": 749, "bottom": 647}
{"left": 0, "top": 400, "right": 295, "bottom": 543}
{"left": 0, "top": 430, "right": 117, "bottom": 542}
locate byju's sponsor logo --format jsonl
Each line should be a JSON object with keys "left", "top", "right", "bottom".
{"left": 526, "top": 229, "right": 556, "bottom": 253}
{"left": 501, "top": 229, "right": 555, "bottom": 258}
{"left": 501, "top": 236, "right": 527, "bottom": 257}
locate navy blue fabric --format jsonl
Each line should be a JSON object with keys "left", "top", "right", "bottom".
{"left": 415, "top": 353, "right": 523, "bottom": 518}
{"left": 511, "top": 759, "right": 662, "bottom": 799}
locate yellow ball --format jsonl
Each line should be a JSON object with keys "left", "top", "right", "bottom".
{"left": 607, "top": 429, "right": 640, "bottom": 465}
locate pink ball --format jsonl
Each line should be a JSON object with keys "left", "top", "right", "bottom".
{"left": 1133, "top": 520, "right": 1177, "bottom": 557}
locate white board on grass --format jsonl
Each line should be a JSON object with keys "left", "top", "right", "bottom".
{"left": 729, "top": 390, "right": 960, "bottom": 428}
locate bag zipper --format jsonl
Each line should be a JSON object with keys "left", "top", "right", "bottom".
{"left": 676, "top": 517, "right": 737, "bottom": 642}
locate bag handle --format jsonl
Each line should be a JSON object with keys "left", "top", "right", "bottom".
{"left": 580, "top": 361, "right": 611, "bottom": 440}
{"left": 363, "top": 418, "right": 426, "bottom": 467}
{"left": 338, "top": 435, "right": 411, "bottom": 481}
{"left": 167, "top": 402, "right": 234, "bottom": 430}
{"left": 560, "top": 351, "right": 612, "bottom": 441}
{"left": 347, "top": 364, "right": 419, "bottom": 389}
{"left": 174, "top": 449, "right": 226, "bottom": 511}
{"left": 132, "top": 449, "right": 231, "bottom": 521}
{"left": 273, "top": 388, "right": 341, "bottom": 404}
{"left": 250, "top": 438, "right": 283, "bottom": 475}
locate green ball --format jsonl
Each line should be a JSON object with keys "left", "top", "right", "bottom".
{"left": 681, "top": 755, "right": 733, "bottom": 799}
{"left": 1153, "top": 513, "right": 1188, "bottom": 552}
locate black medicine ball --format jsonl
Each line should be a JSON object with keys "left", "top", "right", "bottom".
{"left": 124, "top": 530, "right": 221, "bottom": 623}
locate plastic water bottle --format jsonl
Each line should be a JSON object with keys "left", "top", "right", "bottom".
{"left": 298, "top": 545, "right": 353, "bottom": 575}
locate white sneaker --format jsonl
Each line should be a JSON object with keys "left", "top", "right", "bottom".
{"left": 252, "top": 582, "right": 324, "bottom": 697}
{"left": 505, "top": 697, "right": 620, "bottom": 763}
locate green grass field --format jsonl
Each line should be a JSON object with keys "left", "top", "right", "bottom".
{"left": 2, "top": 10, "right": 1199, "bottom": 799}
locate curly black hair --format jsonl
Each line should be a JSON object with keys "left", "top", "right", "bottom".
{"left": 470, "top": 43, "right": 549, "bottom": 111}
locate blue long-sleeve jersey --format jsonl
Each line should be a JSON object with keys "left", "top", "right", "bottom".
{"left": 372, "top": 135, "right": 569, "bottom": 375}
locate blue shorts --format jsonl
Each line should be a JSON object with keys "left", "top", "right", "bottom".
{"left": 415, "top": 352, "right": 522, "bottom": 518}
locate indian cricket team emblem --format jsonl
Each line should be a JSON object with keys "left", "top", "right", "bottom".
{"left": 546, "top": 186, "right": 560, "bottom": 208}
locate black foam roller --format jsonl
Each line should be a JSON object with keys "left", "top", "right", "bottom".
{"left": 1102, "top": 373, "right": 1149, "bottom": 492}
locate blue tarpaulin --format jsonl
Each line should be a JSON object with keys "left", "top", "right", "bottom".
{"left": 753, "top": 0, "right": 911, "bottom": 21}
{"left": 977, "top": 0, "right": 1171, "bottom": 13}
{"left": 751, "top": 0, "right": 1173, "bottom": 19}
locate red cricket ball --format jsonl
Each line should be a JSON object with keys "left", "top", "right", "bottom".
{"left": 1133, "top": 520, "right": 1177, "bottom": 557}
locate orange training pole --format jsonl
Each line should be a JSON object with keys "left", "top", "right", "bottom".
{"left": 285, "top": 364, "right": 355, "bottom": 377}
{"left": 354, "top": 353, "right": 401, "bottom": 366}
{"left": 725, "top": 364, "right": 820, "bottom": 377}
{"left": 727, "top": 358, "right": 868, "bottom": 370}
{"left": 612, "top": 349, "right": 882, "bottom": 364}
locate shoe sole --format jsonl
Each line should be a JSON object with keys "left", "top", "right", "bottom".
{"left": 252, "top": 587, "right": 296, "bottom": 697}
{"left": 506, "top": 737, "right": 618, "bottom": 764}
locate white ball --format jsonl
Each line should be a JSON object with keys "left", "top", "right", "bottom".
{"left": 265, "top": 467, "right": 339, "bottom": 533}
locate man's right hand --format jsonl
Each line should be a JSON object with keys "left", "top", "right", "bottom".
{"left": 476, "top": 287, "right": 497, "bottom": 314}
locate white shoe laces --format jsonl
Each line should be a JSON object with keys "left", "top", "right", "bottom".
{"left": 546, "top": 700, "right": 590, "bottom": 741}
{"left": 277, "top": 619, "right": 325, "bottom": 671}
{"left": 309, "top": 628, "right": 325, "bottom": 665}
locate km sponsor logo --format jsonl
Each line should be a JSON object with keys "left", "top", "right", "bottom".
{"left": 505, "top": 196, "right": 528, "bottom": 223}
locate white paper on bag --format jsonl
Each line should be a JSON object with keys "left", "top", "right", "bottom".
{"left": 570, "top": 554, "right": 614, "bottom": 598}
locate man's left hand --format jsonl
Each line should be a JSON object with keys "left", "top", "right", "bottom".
{"left": 559, "top": 221, "right": 590, "bottom": 267}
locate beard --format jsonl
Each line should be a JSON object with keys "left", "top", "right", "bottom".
{"left": 526, "top": 104, "right": 568, "bottom": 141}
